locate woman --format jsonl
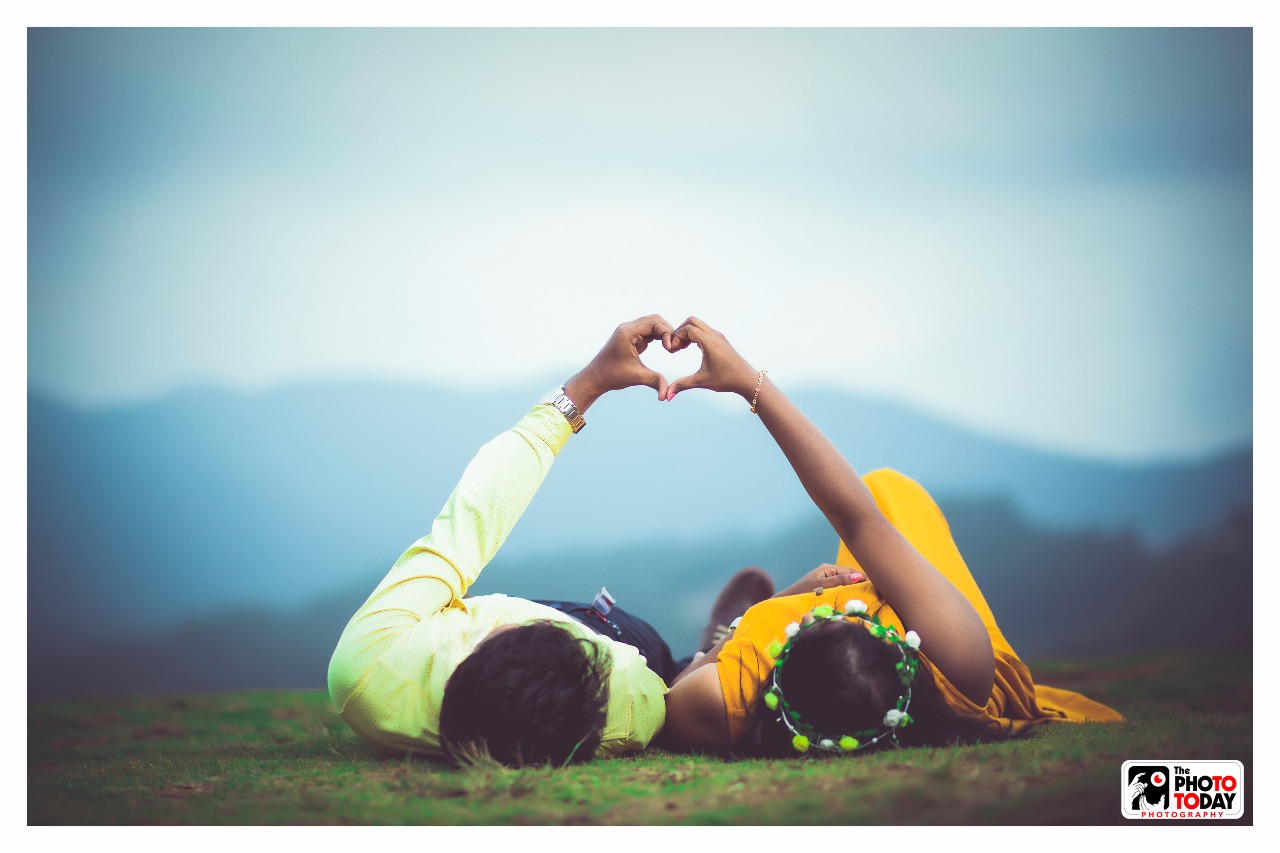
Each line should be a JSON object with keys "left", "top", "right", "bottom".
{"left": 658, "top": 317, "right": 1124, "bottom": 756}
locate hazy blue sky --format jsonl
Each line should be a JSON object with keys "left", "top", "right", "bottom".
{"left": 27, "top": 27, "right": 1253, "bottom": 460}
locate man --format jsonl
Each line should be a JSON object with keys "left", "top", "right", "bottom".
{"left": 327, "top": 316, "right": 771, "bottom": 766}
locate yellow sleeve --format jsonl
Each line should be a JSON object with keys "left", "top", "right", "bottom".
{"left": 327, "top": 404, "right": 571, "bottom": 709}
{"left": 387, "top": 404, "right": 570, "bottom": 601}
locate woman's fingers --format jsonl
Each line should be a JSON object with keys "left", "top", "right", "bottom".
{"left": 677, "top": 315, "right": 713, "bottom": 334}
{"left": 817, "top": 571, "right": 864, "bottom": 587}
{"left": 665, "top": 317, "right": 755, "bottom": 400}
{"left": 665, "top": 324, "right": 709, "bottom": 399}
{"left": 665, "top": 369, "right": 706, "bottom": 400}
{"left": 670, "top": 322, "right": 707, "bottom": 350}
{"left": 671, "top": 316, "right": 714, "bottom": 348}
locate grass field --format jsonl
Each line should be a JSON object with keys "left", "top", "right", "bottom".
{"left": 28, "top": 653, "right": 1252, "bottom": 825}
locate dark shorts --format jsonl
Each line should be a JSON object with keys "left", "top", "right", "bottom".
{"left": 534, "top": 600, "right": 682, "bottom": 686}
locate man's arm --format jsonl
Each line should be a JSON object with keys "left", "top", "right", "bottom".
{"left": 327, "top": 405, "right": 571, "bottom": 710}
{"left": 372, "top": 407, "right": 572, "bottom": 611}
{"left": 362, "top": 315, "right": 679, "bottom": 612}
{"left": 329, "top": 316, "right": 680, "bottom": 704}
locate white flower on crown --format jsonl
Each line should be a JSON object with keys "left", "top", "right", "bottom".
{"left": 819, "top": 739, "right": 835, "bottom": 750}
{"left": 884, "top": 709, "right": 907, "bottom": 727}
{"left": 904, "top": 630, "right": 921, "bottom": 650}
{"left": 844, "top": 600, "right": 867, "bottom": 615}
{"left": 784, "top": 622, "right": 800, "bottom": 638}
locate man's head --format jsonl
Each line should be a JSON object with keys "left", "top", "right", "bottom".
{"left": 439, "top": 620, "right": 610, "bottom": 767}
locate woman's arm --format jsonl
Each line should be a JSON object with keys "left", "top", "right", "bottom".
{"left": 666, "top": 317, "right": 995, "bottom": 706}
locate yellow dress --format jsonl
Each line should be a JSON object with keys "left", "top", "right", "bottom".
{"left": 717, "top": 468, "right": 1124, "bottom": 744}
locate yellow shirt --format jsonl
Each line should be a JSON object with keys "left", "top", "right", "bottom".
{"left": 326, "top": 404, "right": 667, "bottom": 759}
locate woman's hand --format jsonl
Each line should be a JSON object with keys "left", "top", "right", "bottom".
{"left": 564, "top": 315, "right": 678, "bottom": 411}
{"left": 665, "top": 317, "right": 759, "bottom": 401}
{"left": 773, "top": 564, "right": 866, "bottom": 599}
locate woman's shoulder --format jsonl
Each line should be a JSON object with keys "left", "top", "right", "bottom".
{"left": 661, "top": 665, "right": 732, "bottom": 752}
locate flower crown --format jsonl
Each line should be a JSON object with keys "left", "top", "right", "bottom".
{"left": 762, "top": 599, "right": 921, "bottom": 755}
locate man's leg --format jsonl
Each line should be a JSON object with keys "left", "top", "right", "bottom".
{"left": 696, "top": 567, "right": 774, "bottom": 653}
{"left": 604, "top": 606, "right": 681, "bottom": 686}
{"left": 536, "top": 566, "right": 774, "bottom": 687}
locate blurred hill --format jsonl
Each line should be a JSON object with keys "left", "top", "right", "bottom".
{"left": 27, "top": 381, "right": 1253, "bottom": 701}
{"left": 27, "top": 497, "right": 1252, "bottom": 703}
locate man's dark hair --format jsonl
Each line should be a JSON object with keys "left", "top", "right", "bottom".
{"left": 737, "top": 616, "right": 1000, "bottom": 758}
{"left": 439, "top": 621, "right": 610, "bottom": 767}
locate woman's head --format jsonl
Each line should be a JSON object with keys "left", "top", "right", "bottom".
{"left": 772, "top": 618, "right": 904, "bottom": 741}
{"left": 737, "top": 608, "right": 992, "bottom": 758}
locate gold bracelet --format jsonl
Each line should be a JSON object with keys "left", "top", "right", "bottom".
{"left": 750, "top": 369, "right": 767, "bottom": 414}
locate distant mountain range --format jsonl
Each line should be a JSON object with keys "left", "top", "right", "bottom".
{"left": 27, "top": 495, "right": 1252, "bottom": 703}
{"left": 27, "top": 380, "right": 1253, "bottom": 701}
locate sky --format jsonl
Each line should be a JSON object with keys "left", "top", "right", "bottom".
{"left": 25, "top": 26, "right": 1255, "bottom": 461}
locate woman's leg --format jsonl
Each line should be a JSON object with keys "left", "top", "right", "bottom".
{"left": 836, "top": 468, "right": 1015, "bottom": 655}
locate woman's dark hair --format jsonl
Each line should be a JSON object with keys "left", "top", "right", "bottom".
{"left": 735, "top": 616, "right": 999, "bottom": 758}
{"left": 439, "top": 621, "right": 610, "bottom": 767}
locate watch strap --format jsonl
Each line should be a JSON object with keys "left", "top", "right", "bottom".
{"left": 540, "top": 385, "right": 586, "bottom": 433}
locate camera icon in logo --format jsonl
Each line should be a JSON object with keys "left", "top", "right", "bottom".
{"left": 1127, "top": 765, "right": 1170, "bottom": 811}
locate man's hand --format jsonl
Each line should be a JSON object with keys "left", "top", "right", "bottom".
{"left": 564, "top": 315, "right": 678, "bottom": 411}
{"left": 773, "top": 564, "right": 866, "bottom": 599}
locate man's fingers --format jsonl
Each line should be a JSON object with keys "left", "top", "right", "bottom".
{"left": 639, "top": 316, "right": 674, "bottom": 342}
{"left": 647, "top": 370, "right": 670, "bottom": 401}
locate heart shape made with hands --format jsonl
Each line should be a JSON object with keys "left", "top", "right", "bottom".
{"left": 639, "top": 336, "right": 704, "bottom": 390}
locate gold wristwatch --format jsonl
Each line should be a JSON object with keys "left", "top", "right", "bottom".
{"left": 540, "top": 386, "right": 586, "bottom": 433}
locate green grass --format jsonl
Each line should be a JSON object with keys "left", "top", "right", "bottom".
{"left": 28, "top": 653, "right": 1252, "bottom": 825}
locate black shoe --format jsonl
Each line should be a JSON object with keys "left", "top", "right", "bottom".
{"left": 698, "top": 567, "right": 774, "bottom": 653}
